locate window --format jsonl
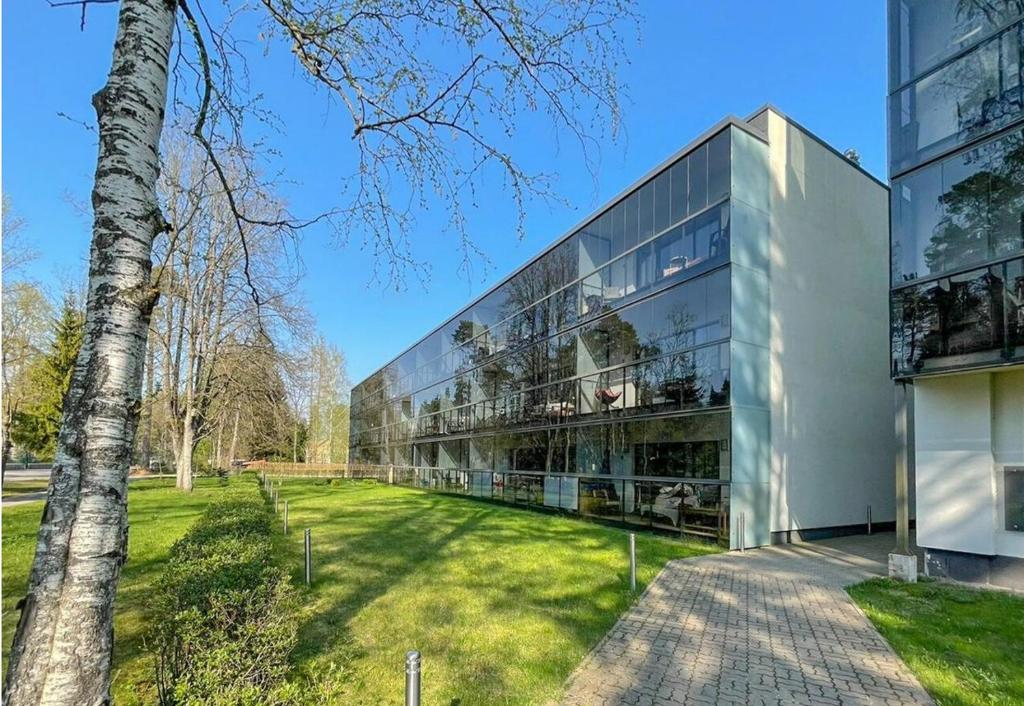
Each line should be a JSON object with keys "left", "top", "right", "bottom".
{"left": 638, "top": 181, "right": 655, "bottom": 244}
{"left": 653, "top": 204, "right": 729, "bottom": 288}
{"left": 707, "top": 130, "right": 731, "bottom": 204}
{"left": 892, "top": 256, "right": 1024, "bottom": 375}
{"left": 890, "top": 0, "right": 1024, "bottom": 85}
{"left": 669, "top": 158, "right": 687, "bottom": 224}
{"left": 892, "top": 129, "right": 1024, "bottom": 284}
{"left": 1006, "top": 467, "right": 1024, "bottom": 531}
{"left": 654, "top": 170, "right": 671, "bottom": 235}
{"left": 623, "top": 193, "right": 639, "bottom": 253}
{"left": 579, "top": 222, "right": 611, "bottom": 275}
{"left": 688, "top": 144, "right": 709, "bottom": 214}
{"left": 890, "top": 22, "right": 1024, "bottom": 172}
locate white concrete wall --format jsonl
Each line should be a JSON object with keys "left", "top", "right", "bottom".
{"left": 992, "top": 370, "right": 1024, "bottom": 558}
{"left": 915, "top": 373, "right": 997, "bottom": 555}
{"left": 760, "top": 109, "right": 896, "bottom": 534}
{"left": 916, "top": 369, "right": 1024, "bottom": 559}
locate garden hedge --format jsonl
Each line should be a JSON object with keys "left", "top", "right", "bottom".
{"left": 153, "top": 478, "right": 296, "bottom": 705}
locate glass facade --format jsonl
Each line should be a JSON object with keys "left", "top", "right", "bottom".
{"left": 350, "top": 128, "right": 734, "bottom": 542}
{"left": 890, "top": 2, "right": 1024, "bottom": 377}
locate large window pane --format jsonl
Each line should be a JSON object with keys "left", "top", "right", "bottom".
{"left": 890, "top": 0, "right": 1024, "bottom": 85}
{"left": 892, "top": 129, "right": 1024, "bottom": 284}
{"left": 633, "top": 412, "right": 730, "bottom": 479}
{"left": 580, "top": 479, "right": 623, "bottom": 519}
{"left": 707, "top": 130, "right": 731, "bottom": 204}
{"left": 653, "top": 204, "right": 729, "bottom": 289}
{"left": 654, "top": 170, "right": 671, "bottom": 235}
{"left": 669, "top": 158, "right": 687, "bottom": 224}
{"left": 623, "top": 193, "right": 638, "bottom": 254}
{"left": 638, "top": 181, "right": 655, "bottom": 243}
{"left": 890, "top": 22, "right": 1024, "bottom": 172}
{"left": 687, "top": 144, "right": 708, "bottom": 214}
{"left": 892, "top": 257, "right": 1024, "bottom": 375}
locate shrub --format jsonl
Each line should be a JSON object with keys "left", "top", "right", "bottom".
{"left": 154, "top": 479, "right": 296, "bottom": 705}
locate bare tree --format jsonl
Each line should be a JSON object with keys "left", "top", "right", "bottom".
{"left": 150, "top": 136, "right": 304, "bottom": 490}
{"left": 2, "top": 195, "right": 38, "bottom": 279}
{"left": 6, "top": 0, "right": 633, "bottom": 701}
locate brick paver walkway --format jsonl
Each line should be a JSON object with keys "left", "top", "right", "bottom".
{"left": 561, "top": 535, "right": 933, "bottom": 706}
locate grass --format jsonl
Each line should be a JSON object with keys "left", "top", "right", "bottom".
{"left": 849, "top": 578, "right": 1024, "bottom": 705}
{"left": 2, "top": 477, "right": 229, "bottom": 705}
{"left": 273, "top": 479, "right": 719, "bottom": 706}
{"left": 2, "top": 480, "right": 50, "bottom": 498}
{"left": 3, "top": 477, "right": 719, "bottom": 704}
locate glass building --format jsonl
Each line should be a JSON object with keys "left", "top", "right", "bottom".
{"left": 351, "top": 106, "right": 894, "bottom": 550}
{"left": 889, "top": 0, "right": 1024, "bottom": 588}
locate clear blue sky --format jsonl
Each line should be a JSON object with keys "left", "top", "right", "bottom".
{"left": 2, "top": 1, "right": 887, "bottom": 386}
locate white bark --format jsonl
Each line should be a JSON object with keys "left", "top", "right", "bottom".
{"left": 3, "top": 1, "right": 176, "bottom": 703}
{"left": 228, "top": 406, "right": 240, "bottom": 464}
{"left": 175, "top": 408, "right": 195, "bottom": 492}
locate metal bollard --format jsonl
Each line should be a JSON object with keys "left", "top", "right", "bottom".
{"left": 405, "top": 650, "right": 421, "bottom": 706}
{"left": 867, "top": 504, "right": 873, "bottom": 535}
{"left": 283, "top": 500, "right": 289, "bottom": 534}
{"left": 274, "top": 490, "right": 279, "bottom": 514}
{"left": 628, "top": 533, "right": 637, "bottom": 592}
{"left": 739, "top": 512, "right": 746, "bottom": 552}
{"left": 304, "top": 528, "right": 312, "bottom": 585}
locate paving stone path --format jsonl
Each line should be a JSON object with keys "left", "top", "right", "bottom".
{"left": 561, "top": 535, "right": 934, "bottom": 706}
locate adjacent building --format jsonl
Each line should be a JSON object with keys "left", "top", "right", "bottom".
{"left": 888, "top": 0, "right": 1024, "bottom": 587}
{"left": 350, "top": 106, "right": 894, "bottom": 549}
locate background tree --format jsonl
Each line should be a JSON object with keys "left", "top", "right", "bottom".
{"left": 5, "top": 0, "right": 633, "bottom": 701}
{"left": 149, "top": 136, "right": 306, "bottom": 490}
{"left": 2, "top": 195, "right": 38, "bottom": 279}
{"left": 304, "top": 337, "right": 349, "bottom": 464}
{"left": 1, "top": 283, "right": 53, "bottom": 472}
{"left": 11, "top": 295, "right": 86, "bottom": 460}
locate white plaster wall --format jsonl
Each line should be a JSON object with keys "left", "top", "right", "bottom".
{"left": 991, "top": 369, "right": 1024, "bottom": 558}
{"left": 914, "top": 374, "right": 997, "bottom": 555}
{"left": 761, "top": 109, "right": 896, "bottom": 533}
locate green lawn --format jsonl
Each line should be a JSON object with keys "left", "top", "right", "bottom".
{"left": 2, "top": 478, "right": 229, "bottom": 705}
{"left": 3, "top": 478, "right": 717, "bottom": 705}
{"left": 273, "top": 480, "right": 718, "bottom": 705}
{"left": 849, "top": 578, "right": 1024, "bottom": 706}
{"left": 2, "top": 480, "right": 50, "bottom": 498}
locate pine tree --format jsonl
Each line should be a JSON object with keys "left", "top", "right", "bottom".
{"left": 14, "top": 295, "right": 85, "bottom": 459}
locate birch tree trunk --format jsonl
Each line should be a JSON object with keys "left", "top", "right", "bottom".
{"left": 176, "top": 407, "right": 195, "bottom": 491}
{"left": 228, "top": 406, "right": 240, "bottom": 464}
{"left": 3, "top": 1, "right": 175, "bottom": 703}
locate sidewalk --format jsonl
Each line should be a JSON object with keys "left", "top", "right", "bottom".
{"left": 561, "top": 534, "right": 933, "bottom": 706}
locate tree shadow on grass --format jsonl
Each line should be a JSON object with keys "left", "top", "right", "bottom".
{"left": 275, "top": 482, "right": 716, "bottom": 705}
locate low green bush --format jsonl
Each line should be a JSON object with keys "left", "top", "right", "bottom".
{"left": 153, "top": 479, "right": 296, "bottom": 705}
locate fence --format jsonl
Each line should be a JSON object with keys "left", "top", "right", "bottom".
{"left": 254, "top": 462, "right": 729, "bottom": 544}
{"left": 245, "top": 461, "right": 387, "bottom": 480}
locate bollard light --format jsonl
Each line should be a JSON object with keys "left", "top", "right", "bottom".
{"left": 283, "top": 500, "right": 289, "bottom": 534}
{"left": 304, "top": 528, "right": 312, "bottom": 585}
{"left": 628, "top": 533, "right": 637, "bottom": 593}
{"left": 405, "top": 650, "right": 421, "bottom": 706}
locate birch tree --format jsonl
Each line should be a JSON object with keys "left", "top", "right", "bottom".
{"left": 7, "top": 0, "right": 633, "bottom": 700}
{"left": 4, "top": 3, "right": 175, "bottom": 702}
